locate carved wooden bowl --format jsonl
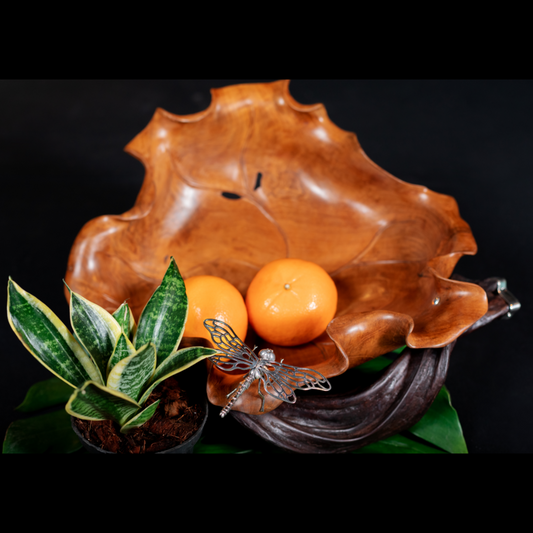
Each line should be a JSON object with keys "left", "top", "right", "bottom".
{"left": 64, "top": 80, "right": 490, "bottom": 450}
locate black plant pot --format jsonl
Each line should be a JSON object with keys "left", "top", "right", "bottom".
{"left": 71, "top": 398, "right": 208, "bottom": 454}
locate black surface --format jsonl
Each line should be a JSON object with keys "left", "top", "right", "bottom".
{"left": 1, "top": 79, "right": 531, "bottom": 453}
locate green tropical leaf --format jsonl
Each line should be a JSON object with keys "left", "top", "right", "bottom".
{"left": 120, "top": 400, "right": 160, "bottom": 433}
{"left": 16, "top": 377, "right": 74, "bottom": 413}
{"left": 67, "top": 284, "right": 121, "bottom": 380}
{"left": 7, "top": 278, "right": 102, "bottom": 388}
{"left": 107, "top": 343, "right": 156, "bottom": 402}
{"left": 193, "top": 441, "right": 256, "bottom": 454}
{"left": 113, "top": 302, "right": 136, "bottom": 340}
{"left": 107, "top": 331, "right": 135, "bottom": 376}
{"left": 355, "top": 355, "right": 394, "bottom": 373}
{"left": 408, "top": 385, "right": 468, "bottom": 454}
{"left": 134, "top": 258, "right": 188, "bottom": 365}
{"left": 353, "top": 433, "right": 447, "bottom": 454}
{"left": 354, "top": 347, "right": 406, "bottom": 374}
{"left": 3, "top": 409, "right": 82, "bottom": 454}
{"left": 66, "top": 381, "right": 140, "bottom": 426}
{"left": 138, "top": 346, "right": 217, "bottom": 405}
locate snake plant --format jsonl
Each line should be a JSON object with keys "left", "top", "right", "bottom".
{"left": 7, "top": 258, "right": 217, "bottom": 433}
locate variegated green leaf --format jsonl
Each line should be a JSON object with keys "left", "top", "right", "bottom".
{"left": 134, "top": 257, "right": 188, "bottom": 365}
{"left": 120, "top": 400, "right": 160, "bottom": 434}
{"left": 7, "top": 278, "right": 102, "bottom": 388}
{"left": 66, "top": 381, "right": 140, "bottom": 426}
{"left": 107, "top": 343, "right": 156, "bottom": 402}
{"left": 113, "top": 302, "right": 136, "bottom": 341}
{"left": 107, "top": 331, "right": 136, "bottom": 376}
{"left": 67, "top": 284, "right": 122, "bottom": 380}
{"left": 139, "top": 347, "right": 217, "bottom": 405}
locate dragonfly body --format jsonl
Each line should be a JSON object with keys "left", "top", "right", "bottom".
{"left": 219, "top": 347, "right": 277, "bottom": 418}
{"left": 219, "top": 372, "right": 255, "bottom": 418}
{"left": 204, "top": 319, "right": 331, "bottom": 417}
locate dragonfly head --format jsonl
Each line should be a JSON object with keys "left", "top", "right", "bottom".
{"left": 258, "top": 348, "right": 275, "bottom": 362}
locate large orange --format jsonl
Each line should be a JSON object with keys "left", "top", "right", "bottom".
{"left": 245, "top": 258, "right": 338, "bottom": 346}
{"left": 183, "top": 276, "right": 248, "bottom": 342}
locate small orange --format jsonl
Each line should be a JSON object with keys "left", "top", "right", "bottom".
{"left": 183, "top": 275, "right": 248, "bottom": 342}
{"left": 245, "top": 258, "right": 338, "bottom": 346}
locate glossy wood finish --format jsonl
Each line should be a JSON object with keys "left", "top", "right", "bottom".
{"left": 64, "top": 80, "right": 488, "bottom": 416}
{"left": 230, "top": 278, "right": 511, "bottom": 452}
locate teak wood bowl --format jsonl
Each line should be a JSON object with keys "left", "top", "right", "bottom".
{"left": 64, "top": 80, "right": 490, "bottom": 439}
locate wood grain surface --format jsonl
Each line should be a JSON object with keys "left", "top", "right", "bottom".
{"left": 64, "top": 80, "right": 489, "bottom": 416}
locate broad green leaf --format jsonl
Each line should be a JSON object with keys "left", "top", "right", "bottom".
{"left": 113, "top": 302, "right": 136, "bottom": 341}
{"left": 16, "top": 377, "right": 74, "bottom": 412}
{"left": 66, "top": 381, "right": 140, "bottom": 426}
{"left": 7, "top": 278, "right": 102, "bottom": 388}
{"left": 67, "top": 285, "right": 121, "bottom": 380}
{"left": 355, "top": 355, "right": 394, "bottom": 373}
{"left": 353, "top": 434, "right": 447, "bottom": 454}
{"left": 107, "top": 343, "right": 156, "bottom": 402}
{"left": 193, "top": 442, "right": 256, "bottom": 454}
{"left": 120, "top": 400, "right": 160, "bottom": 433}
{"left": 3, "top": 409, "right": 82, "bottom": 454}
{"left": 107, "top": 332, "right": 135, "bottom": 376}
{"left": 134, "top": 258, "right": 188, "bottom": 365}
{"left": 139, "top": 346, "right": 217, "bottom": 405}
{"left": 408, "top": 385, "right": 468, "bottom": 454}
{"left": 354, "top": 349, "right": 406, "bottom": 374}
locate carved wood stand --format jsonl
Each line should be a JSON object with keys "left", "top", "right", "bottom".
{"left": 230, "top": 277, "right": 520, "bottom": 453}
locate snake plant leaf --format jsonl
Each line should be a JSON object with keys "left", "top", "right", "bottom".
{"left": 16, "top": 377, "right": 74, "bottom": 412}
{"left": 3, "top": 409, "right": 82, "bottom": 454}
{"left": 134, "top": 257, "right": 188, "bottom": 365}
{"left": 407, "top": 385, "right": 468, "bottom": 454}
{"left": 139, "top": 346, "right": 218, "bottom": 405}
{"left": 107, "top": 343, "right": 157, "bottom": 402}
{"left": 67, "top": 284, "right": 122, "bottom": 380}
{"left": 120, "top": 399, "right": 161, "bottom": 433}
{"left": 66, "top": 381, "right": 141, "bottom": 426}
{"left": 353, "top": 433, "right": 447, "bottom": 454}
{"left": 7, "top": 278, "right": 102, "bottom": 388}
{"left": 107, "top": 331, "right": 136, "bottom": 376}
{"left": 113, "top": 301, "right": 136, "bottom": 341}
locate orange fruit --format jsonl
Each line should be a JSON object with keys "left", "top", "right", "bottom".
{"left": 245, "top": 258, "right": 338, "bottom": 346}
{"left": 183, "top": 275, "right": 248, "bottom": 342}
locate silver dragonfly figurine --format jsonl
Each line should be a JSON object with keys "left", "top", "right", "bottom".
{"left": 204, "top": 318, "right": 332, "bottom": 418}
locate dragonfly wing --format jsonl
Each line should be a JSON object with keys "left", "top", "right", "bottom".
{"left": 260, "top": 371, "right": 298, "bottom": 404}
{"left": 267, "top": 361, "right": 332, "bottom": 391}
{"left": 203, "top": 319, "right": 256, "bottom": 372}
{"left": 210, "top": 356, "right": 251, "bottom": 372}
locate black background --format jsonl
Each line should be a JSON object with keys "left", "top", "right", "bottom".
{"left": 1, "top": 79, "right": 531, "bottom": 453}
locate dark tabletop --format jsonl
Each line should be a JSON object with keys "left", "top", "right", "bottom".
{"left": 1, "top": 79, "right": 531, "bottom": 453}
